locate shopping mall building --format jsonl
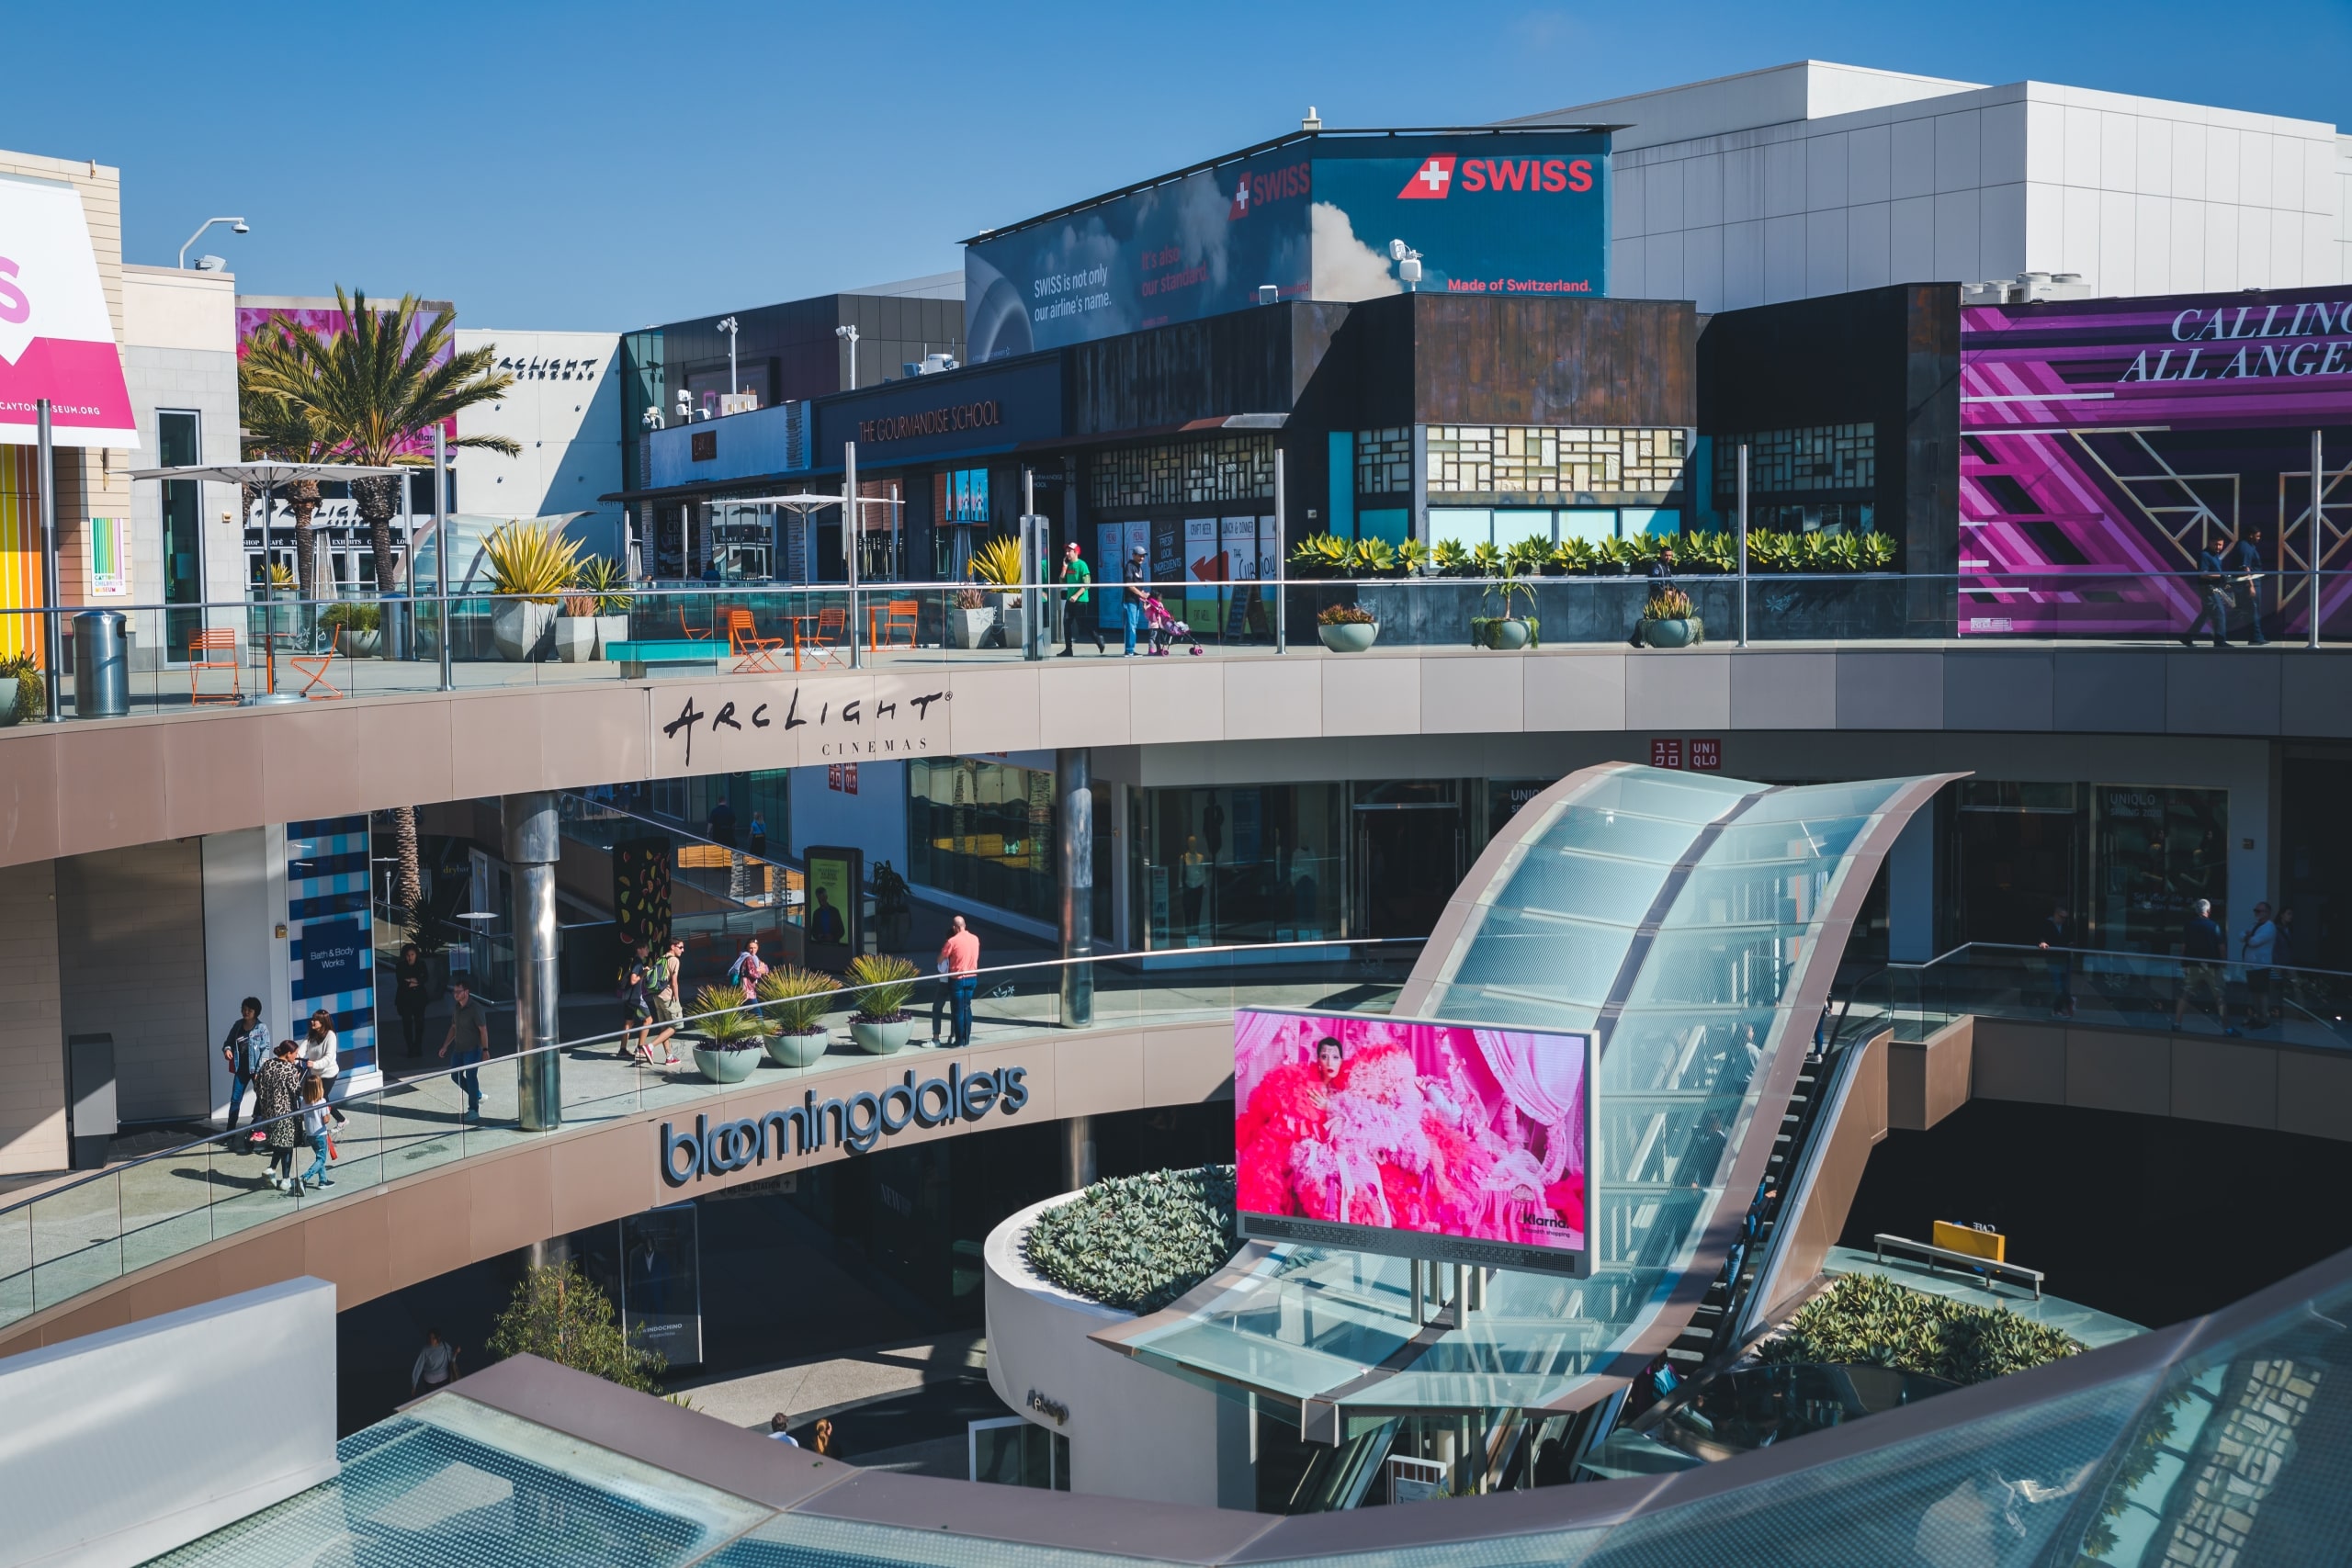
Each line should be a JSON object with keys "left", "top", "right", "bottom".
{"left": 5, "top": 58, "right": 2352, "bottom": 1566}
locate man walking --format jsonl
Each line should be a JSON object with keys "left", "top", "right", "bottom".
{"left": 220, "top": 996, "right": 268, "bottom": 1143}
{"left": 939, "top": 914, "right": 981, "bottom": 1049}
{"left": 2172, "top": 898, "right": 2228, "bottom": 1031}
{"left": 1059, "top": 540, "right": 1102, "bottom": 656}
{"left": 436, "top": 979, "right": 491, "bottom": 1120}
{"left": 2037, "top": 903, "right": 2076, "bottom": 1020}
{"left": 2230, "top": 527, "right": 2269, "bottom": 646}
{"left": 2179, "top": 540, "right": 2233, "bottom": 649}
{"left": 1122, "top": 545, "right": 1150, "bottom": 658}
{"left": 2240, "top": 901, "right": 2280, "bottom": 1031}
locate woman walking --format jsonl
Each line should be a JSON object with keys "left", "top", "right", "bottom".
{"left": 253, "top": 1040, "right": 306, "bottom": 1192}
{"left": 392, "top": 942, "right": 431, "bottom": 1058}
{"left": 302, "top": 1009, "right": 347, "bottom": 1129}
{"left": 296, "top": 1077, "right": 334, "bottom": 1192}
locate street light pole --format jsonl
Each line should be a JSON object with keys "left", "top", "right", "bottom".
{"left": 435, "top": 426, "right": 453, "bottom": 692}
{"left": 176, "top": 216, "right": 250, "bottom": 270}
{"left": 2312, "top": 430, "right": 2325, "bottom": 651}
{"left": 835, "top": 323, "right": 859, "bottom": 390}
{"left": 717, "top": 317, "right": 740, "bottom": 397}
{"left": 1736, "top": 443, "right": 1751, "bottom": 648}
{"left": 844, "top": 440, "right": 862, "bottom": 670}
{"left": 36, "top": 400, "right": 60, "bottom": 720}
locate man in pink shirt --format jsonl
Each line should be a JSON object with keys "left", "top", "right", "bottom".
{"left": 938, "top": 915, "right": 980, "bottom": 1048}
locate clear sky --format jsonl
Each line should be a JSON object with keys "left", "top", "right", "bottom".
{"left": 6, "top": 0, "right": 2346, "bottom": 332}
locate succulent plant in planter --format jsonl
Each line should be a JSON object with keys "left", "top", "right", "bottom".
{"left": 1637, "top": 586, "right": 1703, "bottom": 648}
{"left": 686, "top": 983, "right": 773, "bottom": 1083}
{"left": 1315, "top": 602, "right": 1378, "bottom": 652}
{"left": 1346, "top": 536, "right": 1396, "bottom": 577}
{"left": 1502, "top": 535, "right": 1551, "bottom": 579}
{"left": 1289, "top": 532, "right": 1351, "bottom": 578}
{"left": 0, "top": 652, "right": 41, "bottom": 727}
{"left": 1430, "top": 537, "right": 1475, "bottom": 577}
{"left": 756, "top": 965, "right": 838, "bottom": 1067}
{"left": 320, "top": 600, "right": 382, "bottom": 656}
{"left": 483, "top": 519, "right": 585, "bottom": 661}
{"left": 845, "top": 953, "right": 921, "bottom": 1055}
{"left": 1023, "top": 1166, "right": 1241, "bottom": 1314}
{"left": 1394, "top": 538, "right": 1432, "bottom": 577}
{"left": 1471, "top": 573, "right": 1540, "bottom": 649}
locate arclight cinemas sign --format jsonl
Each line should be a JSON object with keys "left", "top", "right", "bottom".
{"left": 660, "top": 1063, "right": 1031, "bottom": 1185}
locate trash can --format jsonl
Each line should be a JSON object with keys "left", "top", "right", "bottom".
{"left": 72, "top": 609, "right": 129, "bottom": 718}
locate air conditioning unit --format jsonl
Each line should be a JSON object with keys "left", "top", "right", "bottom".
{"left": 919, "top": 352, "right": 958, "bottom": 375}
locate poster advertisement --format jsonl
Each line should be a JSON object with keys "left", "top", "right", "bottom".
{"left": 804, "top": 845, "right": 860, "bottom": 966}
{"left": 0, "top": 172, "right": 139, "bottom": 447}
{"left": 1095, "top": 520, "right": 1151, "bottom": 631}
{"left": 287, "top": 817, "right": 376, "bottom": 1078}
{"left": 618, "top": 1203, "right": 703, "bottom": 1368}
{"left": 1960, "top": 283, "right": 2352, "bottom": 637}
{"left": 964, "top": 133, "right": 1611, "bottom": 361}
{"left": 1233, "top": 1008, "right": 1594, "bottom": 1276}
{"left": 85, "top": 515, "right": 129, "bottom": 596}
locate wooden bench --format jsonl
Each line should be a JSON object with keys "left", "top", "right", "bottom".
{"left": 605, "top": 639, "right": 723, "bottom": 679}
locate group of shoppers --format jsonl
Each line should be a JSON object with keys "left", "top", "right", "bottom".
{"left": 220, "top": 998, "right": 354, "bottom": 1193}
{"left": 1052, "top": 540, "right": 1178, "bottom": 658}
{"left": 2181, "top": 527, "right": 2275, "bottom": 649}
{"left": 2038, "top": 897, "right": 2301, "bottom": 1032}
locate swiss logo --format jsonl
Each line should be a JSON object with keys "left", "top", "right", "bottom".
{"left": 1398, "top": 155, "right": 1456, "bottom": 200}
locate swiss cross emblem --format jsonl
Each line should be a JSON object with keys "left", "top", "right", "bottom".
{"left": 1397, "top": 155, "right": 1457, "bottom": 200}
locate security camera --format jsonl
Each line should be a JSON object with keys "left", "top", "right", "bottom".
{"left": 1388, "top": 239, "right": 1407, "bottom": 262}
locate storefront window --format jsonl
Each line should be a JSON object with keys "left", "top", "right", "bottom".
{"left": 909, "top": 759, "right": 1057, "bottom": 924}
{"left": 2094, "top": 784, "right": 2228, "bottom": 953}
{"left": 1137, "top": 784, "right": 1347, "bottom": 948}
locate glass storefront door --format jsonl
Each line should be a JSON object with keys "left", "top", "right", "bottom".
{"left": 158, "top": 412, "right": 203, "bottom": 660}
{"left": 1352, "top": 785, "right": 1464, "bottom": 940}
{"left": 1954, "top": 782, "right": 2082, "bottom": 946}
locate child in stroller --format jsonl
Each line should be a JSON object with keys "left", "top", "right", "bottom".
{"left": 1140, "top": 592, "right": 1202, "bottom": 655}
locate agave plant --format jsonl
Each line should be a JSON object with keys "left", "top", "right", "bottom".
{"left": 1745, "top": 530, "right": 1795, "bottom": 571}
{"left": 1859, "top": 532, "right": 1899, "bottom": 570}
{"left": 690, "top": 983, "right": 775, "bottom": 1049}
{"left": 1502, "top": 536, "right": 1551, "bottom": 578}
{"left": 1430, "top": 538, "right": 1475, "bottom": 577}
{"left": 970, "top": 535, "right": 1025, "bottom": 589}
{"left": 1395, "top": 538, "right": 1432, "bottom": 576}
{"left": 1549, "top": 536, "right": 1599, "bottom": 575}
{"left": 846, "top": 953, "right": 921, "bottom": 1021}
{"left": 1641, "top": 587, "right": 1696, "bottom": 621}
{"left": 1466, "top": 540, "right": 1504, "bottom": 578}
{"left": 575, "top": 555, "right": 635, "bottom": 614}
{"left": 1347, "top": 536, "right": 1396, "bottom": 576}
{"left": 1290, "top": 533, "right": 1350, "bottom": 577}
{"left": 756, "top": 966, "right": 838, "bottom": 1035}
{"left": 482, "top": 520, "right": 586, "bottom": 603}
{"left": 1682, "top": 529, "right": 1737, "bottom": 573}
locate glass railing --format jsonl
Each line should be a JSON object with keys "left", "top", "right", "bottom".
{"left": 1844, "top": 942, "right": 2352, "bottom": 1051}
{"left": 0, "top": 937, "right": 1420, "bottom": 1336}
{"left": 0, "top": 569, "right": 2340, "bottom": 720}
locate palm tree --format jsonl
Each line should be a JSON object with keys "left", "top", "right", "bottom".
{"left": 243, "top": 288, "right": 518, "bottom": 932}
{"left": 235, "top": 371, "right": 332, "bottom": 603}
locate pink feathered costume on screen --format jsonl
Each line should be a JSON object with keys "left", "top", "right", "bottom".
{"left": 1233, "top": 1012, "right": 1587, "bottom": 1251}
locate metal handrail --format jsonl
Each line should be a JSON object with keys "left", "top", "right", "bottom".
{"left": 0, "top": 934, "right": 1422, "bottom": 1223}
{"left": 1873, "top": 1232, "right": 2045, "bottom": 1299}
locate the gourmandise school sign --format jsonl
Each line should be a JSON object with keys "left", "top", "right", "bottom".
{"left": 662, "top": 1063, "right": 1032, "bottom": 1185}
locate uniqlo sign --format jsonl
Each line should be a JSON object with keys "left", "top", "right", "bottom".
{"left": 1689, "top": 739, "right": 1723, "bottom": 772}
{"left": 1650, "top": 739, "right": 1683, "bottom": 770}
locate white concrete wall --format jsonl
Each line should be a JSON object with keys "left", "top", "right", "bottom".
{"left": 0, "top": 861, "right": 64, "bottom": 1175}
{"left": 0, "top": 1277, "right": 337, "bottom": 1568}
{"left": 53, "top": 840, "right": 209, "bottom": 1123}
{"left": 982, "top": 1193, "right": 1248, "bottom": 1507}
{"left": 790, "top": 757, "right": 910, "bottom": 880}
{"left": 121, "top": 265, "right": 243, "bottom": 637}
{"left": 199, "top": 828, "right": 286, "bottom": 1122}
{"left": 454, "top": 329, "right": 624, "bottom": 559}
{"left": 1523, "top": 62, "right": 2347, "bottom": 309}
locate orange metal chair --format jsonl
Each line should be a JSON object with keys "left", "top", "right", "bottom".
{"left": 792, "top": 605, "right": 848, "bottom": 671}
{"left": 724, "top": 607, "right": 786, "bottom": 674}
{"left": 869, "top": 598, "right": 920, "bottom": 649}
{"left": 677, "top": 604, "right": 713, "bottom": 642}
{"left": 188, "top": 627, "right": 242, "bottom": 705}
{"left": 289, "top": 626, "right": 346, "bottom": 701}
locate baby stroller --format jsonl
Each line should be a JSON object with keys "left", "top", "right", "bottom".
{"left": 1141, "top": 592, "right": 1203, "bottom": 655}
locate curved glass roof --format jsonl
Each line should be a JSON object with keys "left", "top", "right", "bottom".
{"left": 1102, "top": 764, "right": 1945, "bottom": 1420}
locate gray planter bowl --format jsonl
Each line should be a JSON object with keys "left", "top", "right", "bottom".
{"left": 1640, "top": 617, "right": 1701, "bottom": 649}
{"left": 692, "top": 1043, "right": 762, "bottom": 1083}
{"left": 1317, "top": 622, "right": 1379, "bottom": 653}
{"left": 766, "top": 1030, "right": 830, "bottom": 1068}
{"left": 851, "top": 1017, "right": 910, "bottom": 1055}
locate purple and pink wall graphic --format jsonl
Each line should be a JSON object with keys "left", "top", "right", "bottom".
{"left": 1960, "top": 286, "right": 2352, "bottom": 637}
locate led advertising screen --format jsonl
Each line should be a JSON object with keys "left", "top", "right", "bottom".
{"left": 1234, "top": 1008, "right": 1594, "bottom": 1277}
{"left": 1960, "top": 284, "right": 2352, "bottom": 638}
{"left": 965, "top": 132, "right": 1610, "bottom": 362}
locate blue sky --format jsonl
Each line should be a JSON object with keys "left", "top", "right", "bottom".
{"left": 6, "top": 0, "right": 2347, "bottom": 330}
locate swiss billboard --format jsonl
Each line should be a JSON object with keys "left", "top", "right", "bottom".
{"left": 0, "top": 172, "right": 137, "bottom": 448}
{"left": 965, "top": 133, "right": 1610, "bottom": 362}
{"left": 1960, "top": 285, "right": 2352, "bottom": 637}
{"left": 1234, "top": 1007, "right": 1594, "bottom": 1277}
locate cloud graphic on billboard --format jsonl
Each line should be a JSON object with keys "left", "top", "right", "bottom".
{"left": 1309, "top": 204, "right": 1404, "bottom": 304}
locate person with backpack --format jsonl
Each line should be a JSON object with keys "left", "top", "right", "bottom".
{"left": 729, "top": 937, "right": 769, "bottom": 991}
{"left": 220, "top": 997, "right": 269, "bottom": 1145}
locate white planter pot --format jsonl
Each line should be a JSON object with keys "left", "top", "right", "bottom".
{"left": 492, "top": 601, "right": 557, "bottom": 662}
{"left": 594, "top": 615, "right": 630, "bottom": 659}
{"left": 851, "top": 1017, "right": 910, "bottom": 1055}
{"left": 342, "top": 629, "right": 382, "bottom": 658}
{"left": 948, "top": 607, "right": 997, "bottom": 649}
{"left": 553, "top": 615, "right": 599, "bottom": 663}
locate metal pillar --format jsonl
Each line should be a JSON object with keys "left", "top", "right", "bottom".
{"left": 1273, "top": 446, "right": 1287, "bottom": 654}
{"left": 503, "top": 791, "right": 561, "bottom": 1132}
{"left": 844, "top": 440, "right": 863, "bottom": 669}
{"left": 1057, "top": 747, "right": 1094, "bottom": 1027}
{"left": 435, "top": 426, "right": 453, "bottom": 691}
{"left": 2312, "top": 430, "right": 2325, "bottom": 651}
{"left": 36, "top": 400, "right": 61, "bottom": 720}
{"left": 1061, "top": 1114, "right": 1097, "bottom": 1191}
{"left": 1736, "top": 443, "right": 1750, "bottom": 649}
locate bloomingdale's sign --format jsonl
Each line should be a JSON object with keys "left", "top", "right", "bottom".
{"left": 661, "top": 1063, "right": 1031, "bottom": 1185}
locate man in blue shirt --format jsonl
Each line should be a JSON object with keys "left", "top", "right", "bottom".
{"left": 2178, "top": 542, "right": 2232, "bottom": 649}
{"left": 2172, "top": 897, "right": 2228, "bottom": 1030}
{"left": 2228, "top": 528, "right": 2268, "bottom": 646}
{"left": 220, "top": 997, "right": 268, "bottom": 1141}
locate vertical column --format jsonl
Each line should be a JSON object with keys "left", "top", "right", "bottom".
{"left": 503, "top": 791, "right": 561, "bottom": 1132}
{"left": 1060, "top": 1114, "right": 1097, "bottom": 1191}
{"left": 1057, "top": 747, "right": 1094, "bottom": 1027}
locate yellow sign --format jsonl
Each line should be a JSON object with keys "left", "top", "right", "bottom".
{"left": 1933, "top": 1220, "right": 2006, "bottom": 1263}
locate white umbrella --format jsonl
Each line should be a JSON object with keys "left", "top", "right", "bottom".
{"left": 129, "top": 461, "right": 410, "bottom": 595}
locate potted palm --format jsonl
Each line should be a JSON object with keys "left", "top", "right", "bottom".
{"left": 576, "top": 556, "right": 635, "bottom": 658}
{"left": 321, "top": 601, "right": 382, "bottom": 657}
{"left": 1637, "top": 587, "right": 1704, "bottom": 648}
{"left": 845, "top": 954, "right": 920, "bottom": 1055}
{"left": 947, "top": 585, "right": 995, "bottom": 650}
{"left": 1472, "top": 573, "right": 1540, "bottom": 649}
{"left": 686, "top": 983, "right": 773, "bottom": 1083}
{"left": 482, "top": 520, "right": 585, "bottom": 661}
{"left": 1317, "top": 602, "right": 1378, "bottom": 652}
{"left": 756, "top": 966, "right": 837, "bottom": 1067}
{"left": 971, "top": 536, "right": 1024, "bottom": 648}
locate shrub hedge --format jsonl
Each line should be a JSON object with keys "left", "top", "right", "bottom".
{"left": 1022, "top": 1165, "right": 1239, "bottom": 1314}
{"left": 1760, "top": 1271, "right": 2083, "bottom": 1385}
